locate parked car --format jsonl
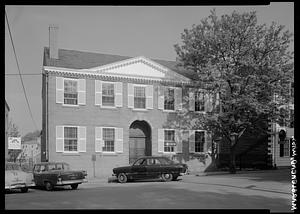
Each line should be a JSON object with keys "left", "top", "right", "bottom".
{"left": 33, "top": 162, "right": 87, "bottom": 191}
{"left": 5, "top": 162, "right": 35, "bottom": 193}
{"left": 112, "top": 156, "right": 188, "bottom": 183}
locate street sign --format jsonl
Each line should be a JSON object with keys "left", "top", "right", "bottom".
{"left": 8, "top": 137, "right": 21, "bottom": 150}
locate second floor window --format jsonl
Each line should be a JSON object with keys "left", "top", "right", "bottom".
{"left": 164, "top": 88, "right": 175, "bottom": 110}
{"left": 64, "top": 79, "right": 78, "bottom": 105}
{"left": 134, "top": 86, "right": 146, "bottom": 109}
{"left": 103, "top": 128, "right": 115, "bottom": 152}
{"left": 164, "top": 130, "right": 175, "bottom": 152}
{"left": 195, "top": 131, "right": 205, "bottom": 152}
{"left": 195, "top": 92, "right": 205, "bottom": 112}
{"left": 102, "top": 83, "right": 115, "bottom": 107}
{"left": 64, "top": 127, "right": 78, "bottom": 152}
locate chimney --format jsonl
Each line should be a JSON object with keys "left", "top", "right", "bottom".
{"left": 49, "top": 24, "right": 59, "bottom": 59}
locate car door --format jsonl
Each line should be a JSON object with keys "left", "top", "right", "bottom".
{"left": 131, "top": 158, "right": 147, "bottom": 180}
{"left": 145, "top": 158, "right": 161, "bottom": 179}
{"left": 33, "top": 165, "right": 42, "bottom": 186}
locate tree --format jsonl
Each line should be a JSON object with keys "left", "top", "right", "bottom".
{"left": 7, "top": 119, "right": 22, "bottom": 162}
{"left": 174, "top": 10, "right": 294, "bottom": 173}
{"left": 22, "top": 130, "right": 41, "bottom": 142}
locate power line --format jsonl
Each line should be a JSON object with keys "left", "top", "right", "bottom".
{"left": 5, "top": 10, "right": 38, "bottom": 131}
{"left": 5, "top": 73, "right": 42, "bottom": 76}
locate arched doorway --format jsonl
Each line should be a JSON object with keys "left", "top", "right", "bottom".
{"left": 129, "top": 120, "right": 152, "bottom": 164}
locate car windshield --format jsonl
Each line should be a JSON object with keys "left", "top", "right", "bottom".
{"left": 132, "top": 158, "right": 146, "bottom": 166}
{"left": 6, "top": 163, "right": 21, "bottom": 171}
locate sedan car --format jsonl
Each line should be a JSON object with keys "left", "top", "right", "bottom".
{"left": 112, "top": 156, "right": 188, "bottom": 183}
{"left": 33, "top": 162, "right": 87, "bottom": 191}
{"left": 5, "top": 162, "right": 35, "bottom": 193}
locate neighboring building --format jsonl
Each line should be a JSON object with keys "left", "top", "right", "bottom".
{"left": 5, "top": 100, "right": 10, "bottom": 160}
{"left": 267, "top": 81, "right": 294, "bottom": 167}
{"left": 41, "top": 25, "right": 219, "bottom": 177}
{"left": 18, "top": 137, "right": 41, "bottom": 165}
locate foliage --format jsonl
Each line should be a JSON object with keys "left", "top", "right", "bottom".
{"left": 173, "top": 9, "right": 294, "bottom": 173}
{"left": 22, "top": 130, "right": 41, "bottom": 142}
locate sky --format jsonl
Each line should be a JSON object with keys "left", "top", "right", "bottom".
{"left": 5, "top": 3, "right": 294, "bottom": 136}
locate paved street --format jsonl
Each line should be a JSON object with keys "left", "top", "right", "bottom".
{"left": 5, "top": 169, "right": 293, "bottom": 212}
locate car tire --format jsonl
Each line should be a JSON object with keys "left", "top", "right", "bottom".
{"left": 21, "top": 187, "right": 28, "bottom": 193}
{"left": 71, "top": 184, "right": 78, "bottom": 190}
{"left": 45, "top": 182, "right": 53, "bottom": 191}
{"left": 117, "top": 173, "right": 128, "bottom": 183}
{"left": 162, "top": 173, "right": 173, "bottom": 182}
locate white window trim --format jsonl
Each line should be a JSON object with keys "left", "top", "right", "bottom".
{"left": 163, "top": 128, "right": 176, "bottom": 154}
{"left": 101, "top": 126, "right": 117, "bottom": 154}
{"left": 194, "top": 130, "right": 206, "bottom": 153}
{"left": 132, "top": 84, "right": 148, "bottom": 110}
{"left": 63, "top": 78, "right": 79, "bottom": 107}
{"left": 101, "top": 81, "right": 116, "bottom": 108}
{"left": 63, "top": 125, "right": 79, "bottom": 153}
{"left": 163, "top": 86, "right": 176, "bottom": 111}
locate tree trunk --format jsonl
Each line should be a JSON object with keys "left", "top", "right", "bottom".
{"left": 229, "top": 147, "right": 236, "bottom": 174}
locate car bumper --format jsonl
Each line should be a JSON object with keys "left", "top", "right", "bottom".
{"left": 179, "top": 169, "right": 189, "bottom": 176}
{"left": 56, "top": 178, "right": 88, "bottom": 185}
{"left": 5, "top": 182, "right": 35, "bottom": 190}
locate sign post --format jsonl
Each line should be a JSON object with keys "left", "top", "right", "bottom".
{"left": 92, "top": 154, "right": 96, "bottom": 178}
{"left": 8, "top": 137, "right": 21, "bottom": 150}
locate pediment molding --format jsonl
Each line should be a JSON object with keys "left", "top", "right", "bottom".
{"left": 44, "top": 56, "right": 191, "bottom": 84}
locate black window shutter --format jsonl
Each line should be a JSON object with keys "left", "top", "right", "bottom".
{"left": 279, "top": 144, "right": 284, "bottom": 157}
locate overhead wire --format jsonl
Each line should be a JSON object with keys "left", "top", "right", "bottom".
{"left": 5, "top": 9, "right": 38, "bottom": 131}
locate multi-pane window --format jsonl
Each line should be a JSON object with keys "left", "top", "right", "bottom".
{"left": 103, "top": 128, "right": 115, "bottom": 152}
{"left": 164, "top": 88, "right": 175, "bottom": 110}
{"left": 195, "top": 92, "right": 205, "bottom": 112}
{"left": 64, "top": 127, "right": 78, "bottom": 152}
{"left": 283, "top": 143, "right": 290, "bottom": 157}
{"left": 102, "top": 83, "right": 115, "bottom": 106}
{"left": 64, "top": 79, "right": 78, "bottom": 105}
{"left": 164, "top": 130, "right": 175, "bottom": 152}
{"left": 134, "top": 86, "right": 146, "bottom": 109}
{"left": 195, "top": 131, "right": 205, "bottom": 152}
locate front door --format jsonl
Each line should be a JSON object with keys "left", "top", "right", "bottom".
{"left": 129, "top": 137, "right": 146, "bottom": 165}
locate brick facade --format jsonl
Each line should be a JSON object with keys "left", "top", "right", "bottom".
{"left": 42, "top": 53, "right": 215, "bottom": 178}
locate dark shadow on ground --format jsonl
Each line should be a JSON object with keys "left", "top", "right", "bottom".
{"left": 210, "top": 168, "right": 291, "bottom": 183}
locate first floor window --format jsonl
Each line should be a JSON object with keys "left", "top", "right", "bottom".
{"left": 134, "top": 86, "right": 146, "bottom": 109}
{"left": 64, "top": 127, "right": 78, "bottom": 152}
{"left": 164, "top": 88, "right": 175, "bottom": 110}
{"left": 64, "top": 79, "right": 78, "bottom": 105}
{"left": 164, "top": 130, "right": 175, "bottom": 152}
{"left": 102, "top": 82, "right": 115, "bottom": 106}
{"left": 195, "top": 131, "right": 205, "bottom": 152}
{"left": 103, "top": 128, "right": 115, "bottom": 152}
{"left": 280, "top": 142, "right": 290, "bottom": 157}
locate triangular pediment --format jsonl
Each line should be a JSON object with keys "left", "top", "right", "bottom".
{"left": 82, "top": 56, "right": 190, "bottom": 82}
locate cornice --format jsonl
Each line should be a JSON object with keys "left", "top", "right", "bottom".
{"left": 43, "top": 67, "right": 192, "bottom": 86}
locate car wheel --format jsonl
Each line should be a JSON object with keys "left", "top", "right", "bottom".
{"left": 21, "top": 187, "right": 28, "bottom": 193}
{"left": 45, "top": 182, "right": 53, "bottom": 191}
{"left": 117, "top": 173, "right": 128, "bottom": 183}
{"left": 162, "top": 173, "right": 173, "bottom": 182}
{"left": 71, "top": 184, "right": 78, "bottom": 190}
